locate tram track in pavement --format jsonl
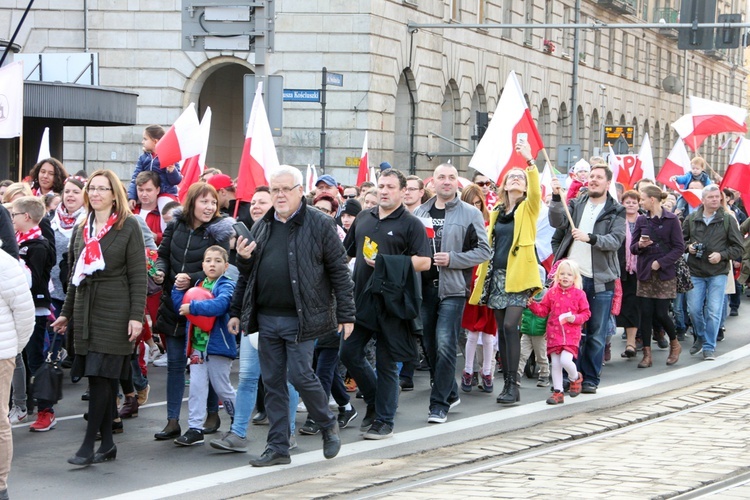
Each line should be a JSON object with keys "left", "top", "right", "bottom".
{"left": 234, "top": 381, "right": 750, "bottom": 499}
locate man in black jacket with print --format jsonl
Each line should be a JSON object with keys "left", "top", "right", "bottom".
{"left": 235, "top": 165, "right": 355, "bottom": 467}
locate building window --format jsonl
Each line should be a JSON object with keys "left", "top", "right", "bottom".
{"left": 502, "top": 0, "right": 512, "bottom": 38}
{"left": 621, "top": 33, "right": 628, "bottom": 77}
{"left": 450, "top": 0, "right": 461, "bottom": 21}
{"left": 594, "top": 28, "right": 601, "bottom": 69}
{"left": 524, "top": 0, "right": 534, "bottom": 46}
{"left": 644, "top": 42, "right": 650, "bottom": 86}
{"left": 608, "top": 31, "right": 616, "bottom": 73}
{"left": 563, "top": 6, "right": 573, "bottom": 55}
{"left": 633, "top": 38, "right": 640, "bottom": 81}
{"left": 544, "top": 0, "right": 553, "bottom": 45}
{"left": 655, "top": 46, "right": 662, "bottom": 84}
{"left": 477, "top": 0, "right": 486, "bottom": 23}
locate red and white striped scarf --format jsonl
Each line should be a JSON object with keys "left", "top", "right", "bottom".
{"left": 15, "top": 226, "right": 42, "bottom": 246}
{"left": 72, "top": 212, "right": 118, "bottom": 286}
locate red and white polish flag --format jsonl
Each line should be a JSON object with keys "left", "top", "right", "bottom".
{"left": 356, "top": 131, "right": 369, "bottom": 186}
{"left": 469, "top": 71, "right": 544, "bottom": 185}
{"left": 656, "top": 138, "right": 691, "bottom": 191}
{"left": 419, "top": 217, "right": 435, "bottom": 239}
{"left": 178, "top": 107, "right": 212, "bottom": 203}
{"left": 155, "top": 102, "right": 202, "bottom": 168}
{"left": 721, "top": 136, "right": 750, "bottom": 197}
{"left": 235, "top": 81, "right": 280, "bottom": 208}
{"left": 630, "top": 133, "right": 655, "bottom": 185}
{"left": 305, "top": 164, "right": 318, "bottom": 194}
{"left": 672, "top": 96, "right": 748, "bottom": 152}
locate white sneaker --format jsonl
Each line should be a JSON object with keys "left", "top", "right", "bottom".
{"left": 153, "top": 353, "right": 168, "bottom": 367}
{"left": 296, "top": 401, "right": 307, "bottom": 413}
{"left": 9, "top": 405, "right": 27, "bottom": 424}
{"left": 328, "top": 395, "right": 338, "bottom": 409}
{"left": 148, "top": 345, "right": 161, "bottom": 364}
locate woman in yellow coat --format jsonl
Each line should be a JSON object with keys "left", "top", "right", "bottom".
{"left": 469, "top": 141, "right": 542, "bottom": 404}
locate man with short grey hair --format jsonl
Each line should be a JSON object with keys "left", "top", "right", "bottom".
{"left": 235, "top": 165, "right": 355, "bottom": 466}
{"left": 683, "top": 184, "right": 743, "bottom": 360}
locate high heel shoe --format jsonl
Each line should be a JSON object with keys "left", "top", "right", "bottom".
{"left": 93, "top": 445, "right": 117, "bottom": 463}
{"left": 67, "top": 453, "right": 94, "bottom": 467}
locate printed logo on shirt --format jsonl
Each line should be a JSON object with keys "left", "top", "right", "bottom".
{"left": 387, "top": 231, "right": 394, "bottom": 236}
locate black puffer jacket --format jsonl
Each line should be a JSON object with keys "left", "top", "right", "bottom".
{"left": 155, "top": 209, "right": 235, "bottom": 337}
{"left": 238, "top": 201, "right": 355, "bottom": 342}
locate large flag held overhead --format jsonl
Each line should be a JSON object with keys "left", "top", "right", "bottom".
{"left": 356, "top": 131, "right": 369, "bottom": 186}
{"left": 721, "top": 137, "right": 750, "bottom": 197}
{"left": 469, "top": 71, "right": 544, "bottom": 184}
{"left": 630, "top": 133, "right": 655, "bottom": 185}
{"left": 656, "top": 139, "right": 691, "bottom": 191}
{"left": 178, "top": 107, "right": 212, "bottom": 203}
{"left": 0, "top": 61, "right": 24, "bottom": 139}
{"left": 672, "top": 96, "right": 748, "bottom": 152}
{"left": 607, "top": 145, "right": 626, "bottom": 197}
{"left": 155, "top": 103, "right": 202, "bottom": 167}
{"left": 235, "top": 82, "right": 280, "bottom": 207}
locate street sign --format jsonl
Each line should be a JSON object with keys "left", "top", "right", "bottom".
{"left": 325, "top": 72, "right": 343, "bottom": 87}
{"left": 283, "top": 89, "right": 320, "bottom": 102}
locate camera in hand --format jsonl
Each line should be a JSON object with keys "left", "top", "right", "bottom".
{"left": 694, "top": 243, "right": 705, "bottom": 260}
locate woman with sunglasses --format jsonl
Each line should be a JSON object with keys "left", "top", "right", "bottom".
{"left": 469, "top": 141, "right": 542, "bottom": 405}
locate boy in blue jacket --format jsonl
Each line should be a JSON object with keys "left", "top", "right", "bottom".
{"left": 127, "top": 125, "right": 183, "bottom": 209}
{"left": 172, "top": 246, "right": 237, "bottom": 446}
{"left": 670, "top": 157, "right": 712, "bottom": 189}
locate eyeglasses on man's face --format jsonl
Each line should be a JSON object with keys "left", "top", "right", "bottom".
{"left": 270, "top": 184, "right": 301, "bottom": 196}
{"left": 343, "top": 194, "right": 357, "bottom": 199}
{"left": 475, "top": 181, "right": 492, "bottom": 187}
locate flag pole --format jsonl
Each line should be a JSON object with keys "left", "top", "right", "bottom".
{"left": 541, "top": 148, "right": 575, "bottom": 229}
{"left": 17, "top": 134, "right": 23, "bottom": 182}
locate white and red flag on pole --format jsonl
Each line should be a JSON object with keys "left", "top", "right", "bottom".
{"left": 675, "top": 187, "right": 704, "bottom": 208}
{"left": 721, "top": 137, "right": 750, "bottom": 198}
{"left": 629, "top": 133, "right": 655, "bottom": 185}
{"left": 469, "top": 71, "right": 544, "bottom": 184}
{"left": 607, "top": 145, "right": 628, "bottom": 197}
{"left": 235, "top": 82, "right": 280, "bottom": 212}
{"left": 656, "top": 138, "right": 692, "bottom": 191}
{"left": 37, "top": 127, "right": 50, "bottom": 161}
{"left": 155, "top": 102, "right": 202, "bottom": 168}
{"left": 671, "top": 96, "right": 748, "bottom": 152}
{"left": 178, "top": 107, "right": 212, "bottom": 203}
{"left": 0, "top": 61, "right": 24, "bottom": 139}
{"left": 356, "top": 131, "right": 369, "bottom": 186}
{"left": 305, "top": 164, "right": 318, "bottom": 194}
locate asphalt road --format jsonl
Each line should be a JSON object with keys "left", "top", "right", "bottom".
{"left": 8, "top": 309, "right": 750, "bottom": 499}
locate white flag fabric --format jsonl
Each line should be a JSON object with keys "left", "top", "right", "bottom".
{"left": 37, "top": 127, "right": 50, "bottom": 161}
{"left": 0, "top": 61, "right": 24, "bottom": 139}
{"left": 635, "top": 133, "right": 655, "bottom": 182}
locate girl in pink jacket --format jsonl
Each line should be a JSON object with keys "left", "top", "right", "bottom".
{"left": 527, "top": 260, "right": 591, "bottom": 405}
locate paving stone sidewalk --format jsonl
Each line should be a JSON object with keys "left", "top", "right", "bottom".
{"left": 244, "top": 377, "right": 750, "bottom": 499}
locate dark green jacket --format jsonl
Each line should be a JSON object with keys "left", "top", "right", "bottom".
{"left": 62, "top": 216, "right": 147, "bottom": 356}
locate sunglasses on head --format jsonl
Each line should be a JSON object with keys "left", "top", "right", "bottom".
{"left": 475, "top": 181, "right": 491, "bottom": 187}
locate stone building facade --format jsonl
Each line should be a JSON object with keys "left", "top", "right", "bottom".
{"left": 1, "top": 0, "right": 746, "bottom": 183}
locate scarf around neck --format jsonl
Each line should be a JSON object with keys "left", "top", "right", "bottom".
{"left": 71, "top": 212, "right": 118, "bottom": 286}
{"left": 55, "top": 204, "right": 86, "bottom": 232}
{"left": 16, "top": 226, "right": 42, "bottom": 246}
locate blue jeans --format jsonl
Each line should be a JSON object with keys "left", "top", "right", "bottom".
{"left": 258, "top": 314, "right": 331, "bottom": 455}
{"left": 340, "top": 324, "right": 399, "bottom": 426}
{"left": 687, "top": 274, "right": 727, "bottom": 352}
{"left": 231, "top": 334, "right": 298, "bottom": 439}
{"left": 420, "top": 287, "right": 463, "bottom": 412}
{"left": 165, "top": 334, "right": 220, "bottom": 420}
{"left": 673, "top": 293, "right": 687, "bottom": 331}
{"left": 577, "top": 277, "right": 614, "bottom": 388}
{"left": 316, "top": 347, "right": 350, "bottom": 407}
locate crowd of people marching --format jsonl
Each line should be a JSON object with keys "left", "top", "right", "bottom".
{"left": 0, "top": 126, "right": 748, "bottom": 496}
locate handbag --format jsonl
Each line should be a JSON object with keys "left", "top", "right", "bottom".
{"left": 31, "top": 332, "right": 64, "bottom": 404}
{"left": 675, "top": 255, "right": 694, "bottom": 293}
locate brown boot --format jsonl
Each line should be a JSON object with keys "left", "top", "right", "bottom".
{"left": 638, "top": 346, "right": 652, "bottom": 368}
{"left": 666, "top": 339, "right": 682, "bottom": 366}
{"left": 118, "top": 394, "right": 139, "bottom": 419}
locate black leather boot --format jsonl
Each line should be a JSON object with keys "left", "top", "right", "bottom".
{"left": 496, "top": 374, "right": 520, "bottom": 404}
{"left": 154, "top": 419, "right": 181, "bottom": 440}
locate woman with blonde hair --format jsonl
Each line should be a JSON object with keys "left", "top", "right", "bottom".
{"left": 52, "top": 169, "right": 147, "bottom": 466}
{"left": 470, "top": 142, "right": 543, "bottom": 404}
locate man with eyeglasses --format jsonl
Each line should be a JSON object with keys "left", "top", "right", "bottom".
{"left": 342, "top": 186, "right": 359, "bottom": 201}
{"left": 414, "top": 164, "right": 490, "bottom": 424}
{"left": 472, "top": 172, "right": 498, "bottom": 211}
{"left": 234, "top": 165, "right": 355, "bottom": 466}
{"left": 341, "top": 168, "right": 431, "bottom": 440}
{"left": 403, "top": 176, "right": 425, "bottom": 213}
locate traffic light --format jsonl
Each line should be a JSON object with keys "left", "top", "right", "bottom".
{"left": 715, "top": 13, "right": 742, "bottom": 49}
{"left": 678, "top": 0, "right": 717, "bottom": 51}
{"left": 474, "top": 111, "right": 489, "bottom": 141}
